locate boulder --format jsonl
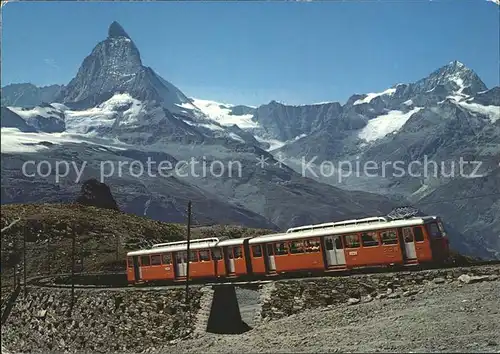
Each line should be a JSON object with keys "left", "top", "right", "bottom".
{"left": 75, "top": 179, "right": 119, "bottom": 211}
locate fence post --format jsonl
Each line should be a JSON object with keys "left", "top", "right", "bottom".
{"left": 185, "top": 201, "right": 192, "bottom": 306}
{"left": 13, "top": 234, "right": 17, "bottom": 290}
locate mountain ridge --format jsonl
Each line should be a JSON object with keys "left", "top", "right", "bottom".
{"left": 1, "top": 21, "right": 498, "bottom": 258}
{"left": 1, "top": 21, "right": 398, "bottom": 236}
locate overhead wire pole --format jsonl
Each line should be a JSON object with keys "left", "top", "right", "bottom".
{"left": 13, "top": 233, "right": 18, "bottom": 290}
{"left": 185, "top": 201, "right": 192, "bottom": 306}
{"left": 47, "top": 228, "right": 52, "bottom": 275}
{"left": 23, "top": 224, "right": 27, "bottom": 297}
{"left": 2, "top": 218, "right": 22, "bottom": 291}
{"left": 116, "top": 233, "right": 120, "bottom": 264}
{"left": 70, "top": 226, "right": 76, "bottom": 316}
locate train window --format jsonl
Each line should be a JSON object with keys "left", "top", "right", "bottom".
{"left": 274, "top": 242, "right": 288, "bottom": 255}
{"left": 211, "top": 249, "right": 222, "bottom": 260}
{"left": 199, "top": 250, "right": 210, "bottom": 261}
{"left": 403, "top": 227, "right": 414, "bottom": 242}
{"left": 252, "top": 245, "right": 262, "bottom": 257}
{"left": 234, "top": 246, "right": 243, "bottom": 259}
{"left": 162, "top": 254, "right": 172, "bottom": 265}
{"left": 361, "top": 232, "right": 379, "bottom": 247}
{"left": 437, "top": 220, "right": 447, "bottom": 236}
{"left": 344, "top": 234, "right": 360, "bottom": 248}
{"left": 228, "top": 248, "right": 234, "bottom": 259}
{"left": 266, "top": 244, "right": 274, "bottom": 256}
{"left": 325, "top": 238, "right": 334, "bottom": 251}
{"left": 176, "top": 252, "right": 186, "bottom": 264}
{"left": 335, "top": 237, "right": 343, "bottom": 250}
{"left": 427, "top": 223, "right": 441, "bottom": 239}
{"left": 127, "top": 257, "right": 133, "bottom": 268}
{"left": 381, "top": 230, "right": 398, "bottom": 245}
{"left": 305, "top": 239, "right": 321, "bottom": 253}
{"left": 140, "top": 255, "right": 150, "bottom": 266}
{"left": 189, "top": 251, "right": 199, "bottom": 262}
{"left": 151, "top": 255, "right": 161, "bottom": 265}
{"left": 290, "top": 240, "right": 305, "bottom": 254}
{"left": 414, "top": 227, "right": 425, "bottom": 242}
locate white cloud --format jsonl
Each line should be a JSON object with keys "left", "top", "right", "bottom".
{"left": 487, "top": 0, "right": 499, "bottom": 5}
{"left": 43, "top": 58, "right": 59, "bottom": 70}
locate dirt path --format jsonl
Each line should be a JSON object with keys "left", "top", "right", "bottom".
{"left": 153, "top": 279, "right": 500, "bottom": 353}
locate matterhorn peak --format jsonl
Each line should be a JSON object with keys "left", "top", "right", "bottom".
{"left": 55, "top": 19, "right": 196, "bottom": 116}
{"left": 449, "top": 60, "right": 465, "bottom": 67}
{"left": 108, "top": 21, "right": 131, "bottom": 39}
{"left": 446, "top": 60, "right": 467, "bottom": 71}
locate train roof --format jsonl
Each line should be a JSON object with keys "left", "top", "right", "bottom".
{"left": 127, "top": 239, "right": 220, "bottom": 256}
{"left": 217, "top": 238, "right": 247, "bottom": 247}
{"left": 285, "top": 216, "right": 388, "bottom": 233}
{"left": 249, "top": 216, "right": 438, "bottom": 244}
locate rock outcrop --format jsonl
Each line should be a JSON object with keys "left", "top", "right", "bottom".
{"left": 75, "top": 179, "right": 120, "bottom": 211}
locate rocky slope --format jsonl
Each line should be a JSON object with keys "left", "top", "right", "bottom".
{"left": 0, "top": 145, "right": 277, "bottom": 229}
{"left": 417, "top": 167, "right": 500, "bottom": 260}
{"left": 152, "top": 274, "right": 500, "bottom": 353}
{"left": 2, "top": 262, "right": 499, "bottom": 354}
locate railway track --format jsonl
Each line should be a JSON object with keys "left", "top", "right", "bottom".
{"left": 22, "top": 259, "right": 500, "bottom": 290}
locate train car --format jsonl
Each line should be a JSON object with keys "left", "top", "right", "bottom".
{"left": 248, "top": 232, "right": 324, "bottom": 276}
{"left": 246, "top": 215, "right": 450, "bottom": 276}
{"left": 126, "top": 214, "right": 450, "bottom": 284}
{"left": 126, "top": 238, "right": 221, "bottom": 283}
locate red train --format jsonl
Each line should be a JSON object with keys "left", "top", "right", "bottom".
{"left": 126, "top": 214, "right": 450, "bottom": 284}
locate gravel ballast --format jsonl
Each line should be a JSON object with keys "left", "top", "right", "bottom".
{"left": 152, "top": 278, "right": 500, "bottom": 353}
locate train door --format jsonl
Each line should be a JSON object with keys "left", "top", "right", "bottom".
{"left": 402, "top": 227, "right": 417, "bottom": 261}
{"left": 323, "top": 236, "right": 346, "bottom": 267}
{"left": 212, "top": 248, "right": 222, "bottom": 277}
{"left": 265, "top": 243, "right": 276, "bottom": 272}
{"left": 175, "top": 251, "right": 187, "bottom": 278}
{"left": 226, "top": 247, "right": 236, "bottom": 275}
{"left": 133, "top": 256, "right": 141, "bottom": 281}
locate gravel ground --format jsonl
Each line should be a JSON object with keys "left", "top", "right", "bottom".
{"left": 235, "top": 288, "right": 260, "bottom": 327}
{"left": 155, "top": 279, "right": 500, "bottom": 353}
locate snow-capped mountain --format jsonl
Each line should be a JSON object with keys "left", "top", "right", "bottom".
{"left": 56, "top": 22, "right": 200, "bottom": 117}
{"left": 269, "top": 60, "right": 498, "bottom": 166}
{"left": 1, "top": 21, "right": 397, "bottom": 237}
{"left": 1, "top": 22, "right": 499, "bottom": 258}
{"left": 186, "top": 98, "right": 305, "bottom": 151}
{"left": 43, "top": 21, "right": 257, "bottom": 147}
{"left": 3, "top": 104, "right": 65, "bottom": 133}
{"left": 1, "top": 83, "right": 63, "bottom": 108}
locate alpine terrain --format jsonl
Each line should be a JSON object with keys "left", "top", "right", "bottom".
{"left": 1, "top": 22, "right": 499, "bottom": 259}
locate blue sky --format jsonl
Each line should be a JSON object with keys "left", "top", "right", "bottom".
{"left": 2, "top": 0, "right": 499, "bottom": 106}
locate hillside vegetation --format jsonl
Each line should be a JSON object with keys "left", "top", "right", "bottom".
{"left": 0, "top": 203, "right": 272, "bottom": 285}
